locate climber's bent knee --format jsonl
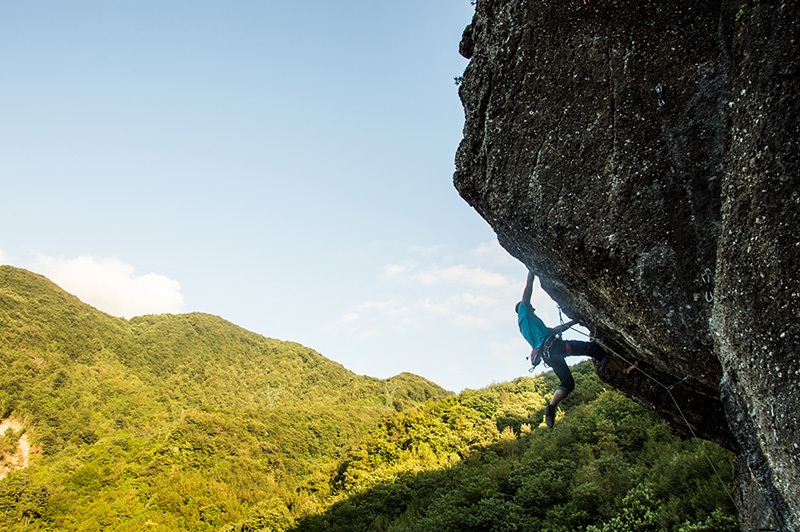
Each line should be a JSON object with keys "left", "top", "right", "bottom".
{"left": 555, "top": 383, "right": 574, "bottom": 395}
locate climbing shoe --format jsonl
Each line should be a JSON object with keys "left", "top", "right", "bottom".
{"left": 545, "top": 404, "right": 556, "bottom": 428}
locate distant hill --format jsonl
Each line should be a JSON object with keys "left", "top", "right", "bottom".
{"left": 0, "top": 266, "right": 448, "bottom": 529}
{"left": 0, "top": 266, "right": 737, "bottom": 531}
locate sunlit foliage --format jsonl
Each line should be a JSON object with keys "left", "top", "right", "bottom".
{"left": 0, "top": 266, "right": 738, "bottom": 531}
{"left": 0, "top": 266, "right": 447, "bottom": 530}
{"left": 288, "top": 365, "right": 737, "bottom": 532}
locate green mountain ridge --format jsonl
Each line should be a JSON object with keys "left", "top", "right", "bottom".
{"left": 0, "top": 266, "right": 737, "bottom": 531}
{"left": 0, "top": 266, "right": 448, "bottom": 529}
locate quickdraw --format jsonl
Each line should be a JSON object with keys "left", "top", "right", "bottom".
{"left": 702, "top": 268, "right": 714, "bottom": 302}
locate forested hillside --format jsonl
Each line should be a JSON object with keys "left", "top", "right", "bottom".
{"left": 0, "top": 266, "right": 737, "bottom": 531}
{"left": 284, "top": 365, "right": 738, "bottom": 532}
{"left": 0, "top": 266, "right": 447, "bottom": 529}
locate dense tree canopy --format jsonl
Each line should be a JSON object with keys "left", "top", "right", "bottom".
{"left": 0, "top": 266, "right": 737, "bottom": 531}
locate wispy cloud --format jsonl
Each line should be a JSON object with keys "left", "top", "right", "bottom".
{"left": 450, "top": 314, "right": 491, "bottom": 329}
{"left": 410, "top": 264, "right": 511, "bottom": 288}
{"left": 384, "top": 262, "right": 416, "bottom": 277}
{"left": 384, "top": 260, "right": 512, "bottom": 289}
{"left": 29, "top": 254, "right": 185, "bottom": 318}
{"left": 470, "top": 240, "right": 516, "bottom": 264}
{"left": 328, "top": 240, "right": 524, "bottom": 342}
{"left": 408, "top": 244, "right": 446, "bottom": 257}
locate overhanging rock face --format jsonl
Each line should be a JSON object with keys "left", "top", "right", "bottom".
{"left": 454, "top": 1, "right": 799, "bottom": 530}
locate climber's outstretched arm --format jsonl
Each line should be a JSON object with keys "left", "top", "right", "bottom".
{"left": 549, "top": 320, "right": 578, "bottom": 336}
{"left": 521, "top": 270, "right": 535, "bottom": 305}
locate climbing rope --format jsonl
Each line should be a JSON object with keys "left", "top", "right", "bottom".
{"left": 571, "top": 327, "right": 739, "bottom": 510}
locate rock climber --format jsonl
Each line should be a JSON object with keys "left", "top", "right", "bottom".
{"left": 517, "top": 270, "right": 637, "bottom": 428}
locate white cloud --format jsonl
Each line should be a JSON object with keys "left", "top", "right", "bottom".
{"left": 339, "top": 311, "right": 359, "bottom": 324}
{"left": 410, "top": 264, "right": 511, "bottom": 288}
{"left": 360, "top": 298, "right": 412, "bottom": 319}
{"left": 459, "top": 293, "right": 499, "bottom": 306}
{"left": 327, "top": 241, "right": 527, "bottom": 344}
{"left": 328, "top": 297, "right": 423, "bottom": 338}
{"left": 0, "top": 249, "right": 9, "bottom": 265}
{"left": 384, "top": 262, "right": 414, "bottom": 277}
{"left": 384, "top": 257, "right": 512, "bottom": 290}
{"left": 30, "top": 254, "right": 184, "bottom": 319}
{"left": 471, "top": 240, "right": 516, "bottom": 266}
{"left": 450, "top": 314, "right": 490, "bottom": 329}
{"left": 408, "top": 244, "right": 446, "bottom": 257}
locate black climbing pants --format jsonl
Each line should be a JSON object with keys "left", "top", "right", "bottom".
{"left": 545, "top": 339, "right": 610, "bottom": 395}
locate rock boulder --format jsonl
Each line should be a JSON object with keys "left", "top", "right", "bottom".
{"left": 455, "top": 0, "right": 799, "bottom": 529}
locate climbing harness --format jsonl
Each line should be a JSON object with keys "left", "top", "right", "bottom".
{"left": 528, "top": 342, "right": 550, "bottom": 372}
{"left": 529, "top": 305, "right": 575, "bottom": 372}
{"left": 528, "top": 336, "right": 557, "bottom": 371}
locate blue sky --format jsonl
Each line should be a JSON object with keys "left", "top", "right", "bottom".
{"left": 1, "top": 1, "right": 581, "bottom": 391}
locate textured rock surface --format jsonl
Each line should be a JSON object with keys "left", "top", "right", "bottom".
{"left": 455, "top": 0, "right": 799, "bottom": 529}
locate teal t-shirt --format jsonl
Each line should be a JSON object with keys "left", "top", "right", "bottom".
{"left": 517, "top": 302, "right": 551, "bottom": 350}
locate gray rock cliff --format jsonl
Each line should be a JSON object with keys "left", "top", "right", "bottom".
{"left": 454, "top": 0, "right": 799, "bottom": 530}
